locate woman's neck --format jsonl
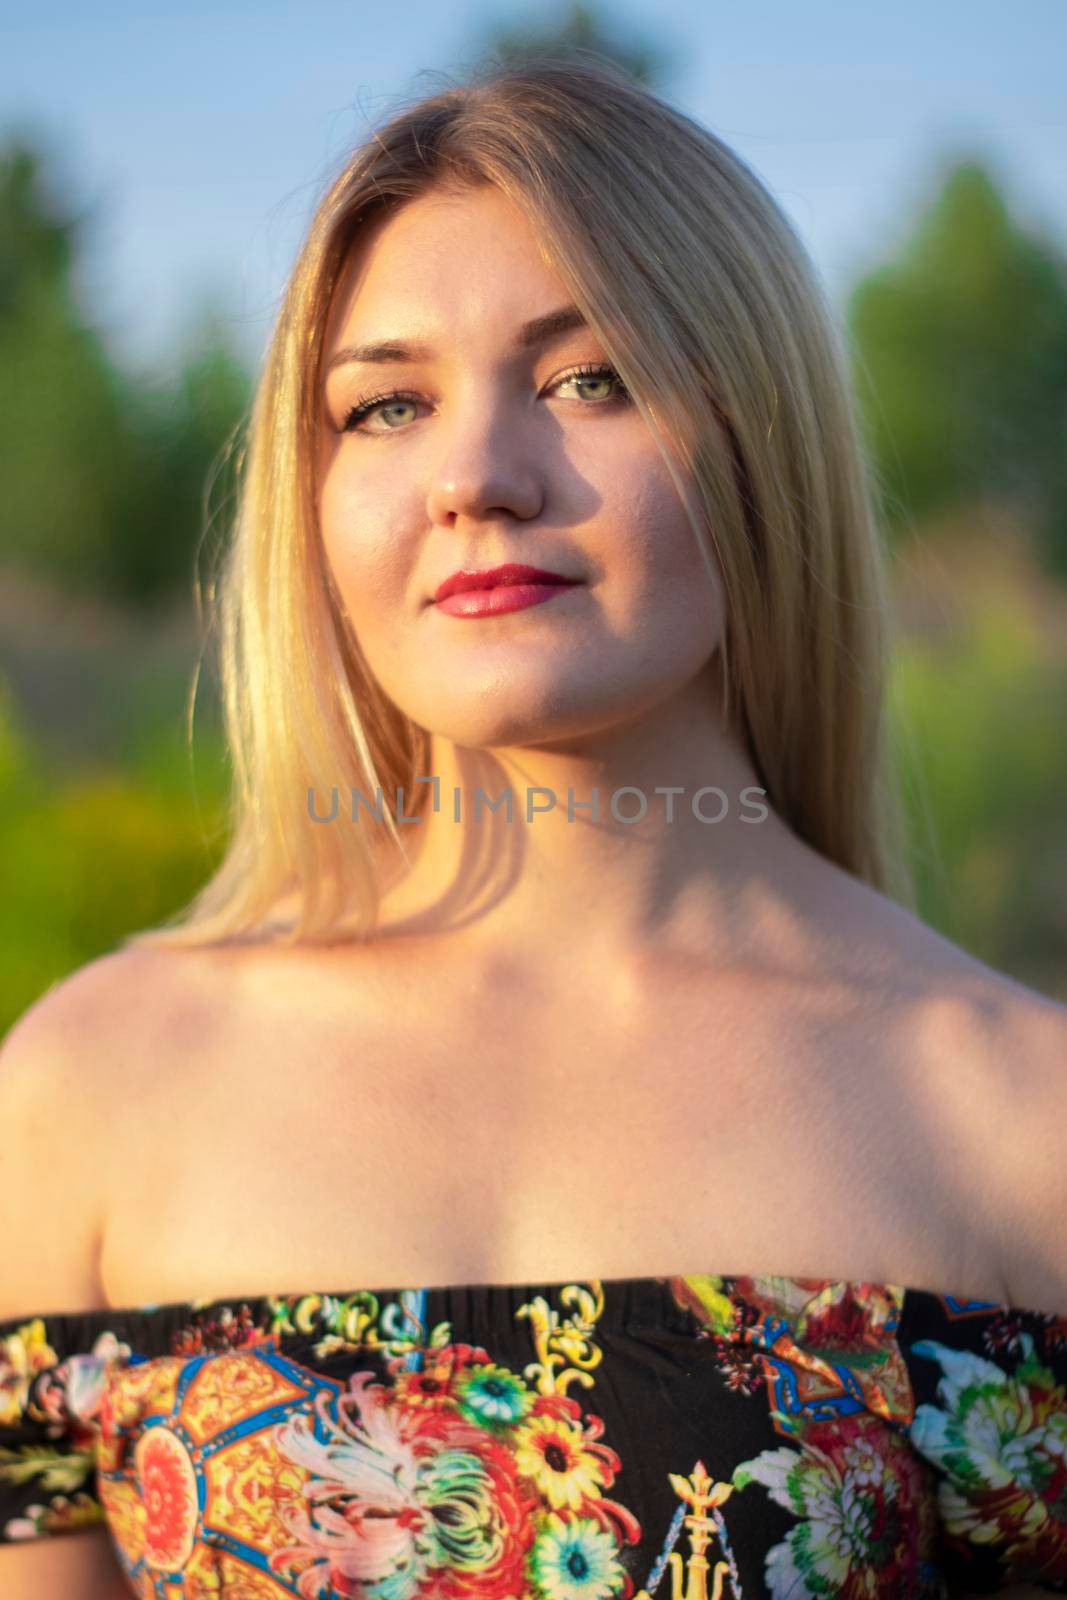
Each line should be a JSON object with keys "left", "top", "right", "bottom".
{"left": 359, "top": 702, "right": 839, "bottom": 985}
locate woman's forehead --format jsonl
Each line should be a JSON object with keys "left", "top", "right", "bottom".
{"left": 324, "top": 194, "right": 571, "bottom": 364}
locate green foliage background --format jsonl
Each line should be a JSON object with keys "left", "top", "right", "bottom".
{"left": 2, "top": 19, "right": 1066, "bottom": 1029}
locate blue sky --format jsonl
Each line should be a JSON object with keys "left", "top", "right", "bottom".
{"left": 3, "top": 0, "right": 1065, "bottom": 380}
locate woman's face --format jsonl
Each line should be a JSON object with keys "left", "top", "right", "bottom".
{"left": 318, "top": 182, "right": 726, "bottom": 750}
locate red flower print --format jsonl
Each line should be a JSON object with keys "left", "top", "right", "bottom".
{"left": 134, "top": 1426, "right": 198, "bottom": 1571}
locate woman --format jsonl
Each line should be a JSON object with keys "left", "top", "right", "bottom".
{"left": 1, "top": 52, "right": 1064, "bottom": 1600}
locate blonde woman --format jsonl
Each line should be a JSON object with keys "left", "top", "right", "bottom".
{"left": 1, "top": 54, "right": 1064, "bottom": 1600}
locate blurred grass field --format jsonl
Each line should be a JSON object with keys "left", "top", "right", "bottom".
{"left": 889, "top": 514, "right": 1067, "bottom": 1003}
{"left": 0, "top": 574, "right": 232, "bottom": 1030}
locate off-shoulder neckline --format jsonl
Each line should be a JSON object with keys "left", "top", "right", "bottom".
{"left": 5, "top": 1269, "right": 1066, "bottom": 1330}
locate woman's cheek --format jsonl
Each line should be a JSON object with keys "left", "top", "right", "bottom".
{"left": 321, "top": 485, "right": 416, "bottom": 613}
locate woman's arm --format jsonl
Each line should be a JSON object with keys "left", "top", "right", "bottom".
{"left": 1, "top": 1526, "right": 132, "bottom": 1597}
{"left": 0, "top": 969, "right": 130, "bottom": 1595}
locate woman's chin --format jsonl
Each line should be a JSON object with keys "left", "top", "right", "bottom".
{"left": 410, "top": 700, "right": 625, "bottom": 754}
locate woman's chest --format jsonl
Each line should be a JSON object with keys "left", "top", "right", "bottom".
{"left": 98, "top": 964, "right": 1007, "bottom": 1310}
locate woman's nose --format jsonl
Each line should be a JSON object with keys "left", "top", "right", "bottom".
{"left": 425, "top": 396, "right": 545, "bottom": 527}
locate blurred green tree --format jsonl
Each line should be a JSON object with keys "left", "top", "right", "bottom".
{"left": 108, "top": 297, "right": 250, "bottom": 605}
{"left": 477, "top": 0, "right": 674, "bottom": 84}
{"left": 847, "top": 157, "right": 1067, "bottom": 579}
{"left": 0, "top": 137, "right": 136, "bottom": 594}
{"left": 0, "top": 133, "right": 251, "bottom": 610}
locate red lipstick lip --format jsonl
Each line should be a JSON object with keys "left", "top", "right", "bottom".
{"left": 434, "top": 564, "right": 580, "bottom": 604}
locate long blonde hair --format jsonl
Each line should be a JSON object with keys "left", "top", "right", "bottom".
{"left": 126, "top": 51, "right": 916, "bottom": 951}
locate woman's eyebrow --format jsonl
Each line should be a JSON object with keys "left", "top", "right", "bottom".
{"left": 324, "top": 304, "right": 588, "bottom": 376}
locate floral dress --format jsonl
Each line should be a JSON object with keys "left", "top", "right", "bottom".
{"left": 1, "top": 1272, "right": 1066, "bottom": 1597}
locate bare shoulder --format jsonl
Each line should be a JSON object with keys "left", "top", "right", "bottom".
{"left": 824, "top": 868, "right": 1067, "bottom": 1312}
{"left": 1, "top": 942, "right": 220, "bottom": 1083}
{"left": 0, "top": 944, "right": 218, "bottom": 1320}
{"left": 976, "top": 979, "right": 1067, "bottom": 1315}
{"left": 903, "top": 938, "right": 1067, "bottom": 1316}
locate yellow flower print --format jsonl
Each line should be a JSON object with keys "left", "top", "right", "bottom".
{"left": 513, "top": 1413, "right": 610, "bottom": 1510}
{"left": 0, "top": 1320, "right": 58, "bottom": 1425}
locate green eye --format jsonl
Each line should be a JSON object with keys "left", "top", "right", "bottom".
{"left": 338, "top": 361, "right": 629, "bottom": 436}
{"left": 340, "top": 391, "right": 422, "bottom": 434}
{"left": 556, "top": 362, "right": 629, "bottom": 404}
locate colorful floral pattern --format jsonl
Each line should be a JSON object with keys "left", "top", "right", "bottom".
{"left": 0, "top": 1274, "right": 1065, "bottom": 1597}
